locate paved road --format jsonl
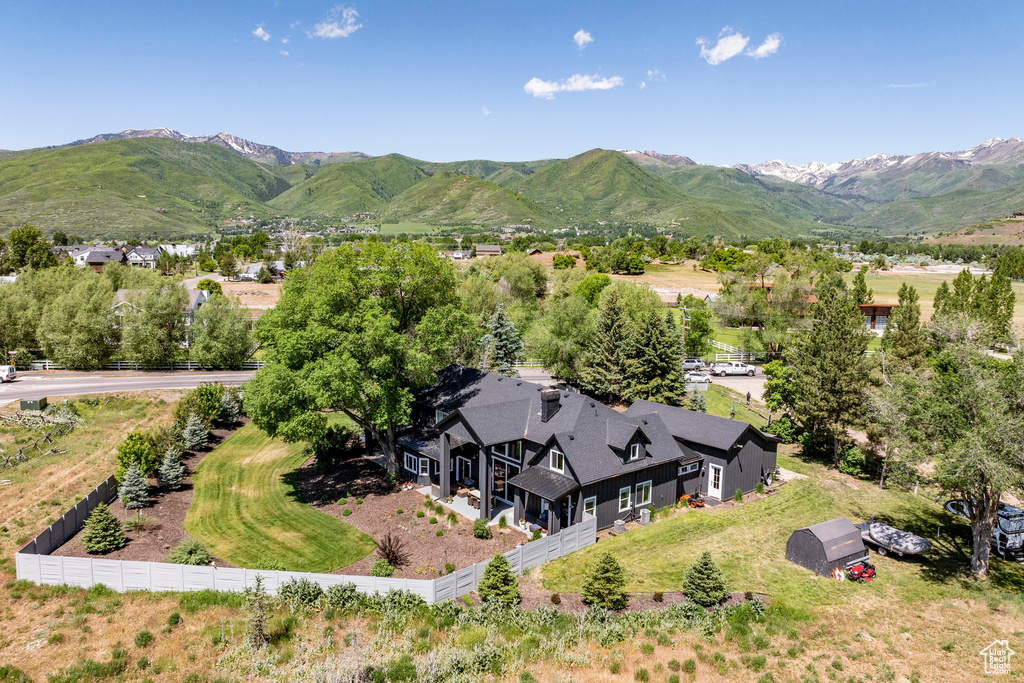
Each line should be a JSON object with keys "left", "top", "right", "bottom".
{"left": 704, "top": 373, "right": 767, "bottom": 402}
{"left": 0, "top": 371, "right": 255, "bottom": 404}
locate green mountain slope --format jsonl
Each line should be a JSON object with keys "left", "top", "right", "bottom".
{"left": 0, "top": 138, "right": 290, "bottom": 239}
{"left": 268, "top": 155, "right": 428, "bottom": 215}
{"left": 386, "top": 172, "right": 555, "bottom": 226}
{"left": 422, "top": 158, "right": 558, "bottom": 186}
{"left": 823, "top": 162, "right": 1024, "bottom": 203}
{"left": 848, "top": 183, "right": 1024, "bottom": 235}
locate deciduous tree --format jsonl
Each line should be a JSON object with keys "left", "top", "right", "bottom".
{"left": 189, "top": 294, "right": 253, "bottom": 369}
{"left": 120, "top": 285, "right": 190, "bottom": 366}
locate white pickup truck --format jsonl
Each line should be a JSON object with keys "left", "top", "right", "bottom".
{"left": 709, "top": 361, "right": 756, "bottom": 377}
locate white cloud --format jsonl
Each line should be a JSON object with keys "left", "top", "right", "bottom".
{"left": 573, "top": 29, "right": 593, "bottom": 50}
{"left": 281, "top": 37, "right": 290, "bottom": 44}
{"left": 639, "top": 68, "right": 666, "bottom": 89}
{"left": 747, "top": 33, "right": 781, "bottom": 59}
{"left": 524, "top": 73, "right": 624, "bottom": 99}
{"left": 696, "top": 27, "right": 748, "bottom": 65}
{"left": 253, "top": 25, "right": 271, "bottom": 42}
{"left": 482, "top": 107, "right": 492, "bottom": 116}
{"left": 280, "top": 50, "right": 289, "bottom": 57}
{"left": 312, "top": 6, "right": 362, "bottom": 39}
{"left": 639, "top": 81, "right": 645, "bottom": 90}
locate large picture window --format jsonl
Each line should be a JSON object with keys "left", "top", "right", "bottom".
{"left": 636, "top": 480, "right": 652, "bottom": 506}
{"left": 404, "top": 452, "right": 418, "bottom": 473}
{"left": 550, "top": 447, "right": 565, "bottom": 473}
{"left": 618, "top": 487, "right": 631, "bottom": 512}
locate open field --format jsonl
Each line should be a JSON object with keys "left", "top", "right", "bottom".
{"left": 218, "top": 279, "right": 281, "bottom": 307}
{"left": 928, "top": 217, "right": 1024, "bottom": 246}
{"left": 377, "top": 221, "right": 439, "bottom": 235}
{"left": 610, "top": 260, "right": 721, "bottom": 302}
{"left": 185, "top": 422, "right": 376, "bottom": 572}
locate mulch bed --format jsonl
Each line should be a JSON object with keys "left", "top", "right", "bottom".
{"left": 52, "top": 420, "right": 245, "bottom": 566}
{"left": 296, "top": 454, "right": 529, "bottom": 577}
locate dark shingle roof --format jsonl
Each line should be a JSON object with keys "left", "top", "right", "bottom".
{"left": 624, "top": 399, "right": 771, "bottom": 452}
{"left": 508, "top": 467, "right": 579, "bottom": 500}
{"left": 802, "top": 518, "right": 866, "bottom": 562}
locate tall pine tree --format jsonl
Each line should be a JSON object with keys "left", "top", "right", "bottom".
{"left": 881, "top": 283, "right": 927, "bottom": 371}
{"left": 478, "top": 304, "right": 524, "bottom": 377}
{"left": 578, "top": 290, "right": 630, "bottom": 402}
{"left": 622, "top": 308, "right": 684, "bottom": 405}
{"left": 789, "top": 282, "right": 872, "bottom": 466}
{"left": 118, "top": 465, "right": 150, "bottom": 509}
{"left": 851, "top": 265, "right": 874, "bottom": 305}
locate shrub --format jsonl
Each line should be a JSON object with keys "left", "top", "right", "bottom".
{"left": 682, "top": 659, "right": 696, "bottom": 673}
{"left": 476, "top": 553, "right": 520, "bottom": 607}
{"left": 447, "top": 512, "right": 457, "bottom": 525}
{"left": 174, "top": 384, "right": 224, "bottom": 427}
{"left": 181, "top": 414, "right": 209, "bottom": 451}
{"left": 245, "top": 575, "right": 268, "bottom": 649}
{"left": 668, "top": 659, "right": 680, "bottom": 671}
{"left": 582, "top": 553, "right": 628, "bottom": 610}
{"left": 429, "top": 517, "right": 438, "bottom": 525}
{"left": 376, "top": 533, "right": 411, "bottom": 569}
{"left": 133, "top": 629, "right": 153, "bottom": 648}
{"left": 838, "top": 444, "right": 866, "bottom": 476}
{"left": 0, "top": 665, "right": 31, "bottom": 683}
{"left": 167, "top": 612, "right": 181, "bottom": 627}
{"left": 520, "top": 673, "right": 538, "bottom": 683}
{"left": 115, "top": 431, "right": 158, "bottom": 480}
{"left": 688, "top": 392, "right": 707, "bottom": 413}
{"left": 136, "top": 656, "right": 149, "bottom": 670}
{"left": 755, "top": 481, "right": 765, "bottom": 495}
{"left": 338, "top": 498, "right": 347, "bottom": 506}
{"left": 444, "top": 562, "right": 456, "bottom": 575}
{"left": 416, "top": 510, "right": 425, "bottom": 518}
{"left": 639, "top": 642, "right": 655, "bottom": 654}
{"left": 436, "top": 529, "right": 443, "bottom": 537}
{"left": 370, "top": 558, "right": 394, "bottom": 577}
{"left": 253, "top": 560, "right": 285, "bottom": 571}
{"left": 473, "top": 519, "right": 492, "bottom": 539}
{"left": 278, "top": 577, "right": 325, "bottom": 612}
{"left": 342, "top": 508, "right": 352, "bottom": 516}
{"left": 356, "top": 498, "right": 363, "bottom": 505}
{"left": 635, "top": 669, "right": 650, "bottom": 682}
{"left": 550, "top": 592, "right": 561, "bottom": 605}
{"left": 156, "top": 448, "right": 185, "bottom": 490}
{"left": 123, "top": 514, "right": 150, "bottom": 532}
{"left": 325, "top": 583, "right": 360, "bottom": 613}
{"left": 498, "top": 515, "right": 508, "bottom": 529}
{"left": 653, "top": 591, "right": 664, "bottom": 603}
{"left": 668, "top": 676, "right": 680, "bottom": 683}
{"left": 531, "top": 529, "right": 542, "bottom": 541}
{"left": 220, "top": 388, "right": 242, "bottom": 423}
{"left": 168, "top": 538, "right": 211, "bottom": 566}
{"left": 396, "top": 508, "right": 403, "bottom": 514}
{"left": 682, "top": 551, "right": 729, "bottom": 607}
{"left": 80, "top": 503, "right": 127, "bottom": 554}
{"left": 118, "top": 465, "right": 150, "bottom": 509}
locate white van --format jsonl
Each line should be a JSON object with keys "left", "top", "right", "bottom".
{"left": 0, "top": 365, "right": 17, "bottom": 382}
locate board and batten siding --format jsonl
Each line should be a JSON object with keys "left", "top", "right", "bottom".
{"left": 577, "top": 461, "right": 677, "bottom": 530}
{"left": 680, "top": 429, "right": 777, "bottom": 501}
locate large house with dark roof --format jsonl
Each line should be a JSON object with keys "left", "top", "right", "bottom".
{"left": 398, "top": 366, "right": 779, "bottom": 532}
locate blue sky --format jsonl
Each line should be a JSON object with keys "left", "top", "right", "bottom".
{"left": 1, "top": 1, "right": 1022, "bottom": 165}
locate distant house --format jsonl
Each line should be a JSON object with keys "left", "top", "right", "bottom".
{"left": 399, "top": 366, "right": 779, "bottom": 532}
{"left": 73, "top": 248, "right": 126, "bottom": 272}
{"left": 442, "top": 250, "right": 472, "bottom": 261}
{"left": 858, "top": 304, "right": 896, "bottom": 333}
{"left": 159, "top": 244, "right": 198, "bottom": 258}
{"left": 475, "top": 244, "right": 502, "bottom": 258}
{"left": 526, "top": 248, "right": 543, "bottom": 256}
{"left": 126, "top": 246, "right": 163, "bottom": 269}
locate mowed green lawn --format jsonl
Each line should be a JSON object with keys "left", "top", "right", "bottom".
{"left": 185, "top": 423, "right": 376, "bottom": 572}
{"left": 377, "top": 222, "right": 438, "bottom": 235}
{"left": 543, "top": 452, "right": 1024, "bottom": 610}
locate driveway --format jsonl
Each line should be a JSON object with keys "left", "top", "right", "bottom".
{"left": 706, "top": 373, "right": 768, "bottom": 402}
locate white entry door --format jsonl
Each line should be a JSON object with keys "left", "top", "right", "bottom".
{"left": 708, "top": 464, "right": 723, "bottom": 500}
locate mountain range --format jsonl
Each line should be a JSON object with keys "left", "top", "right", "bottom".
{"left": 0, "top": 128, "right": 1022, "bottom": 241}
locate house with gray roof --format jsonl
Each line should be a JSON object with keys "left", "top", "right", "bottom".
{"left": 400, "top": 366, "right": 779, "bottom": 533}
{"left": 126, "top": 245, "right": 163, "bottom": 268}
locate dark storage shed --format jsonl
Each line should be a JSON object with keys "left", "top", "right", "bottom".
{"left": 786, "top": 518, "right": 868, "bottom": 576}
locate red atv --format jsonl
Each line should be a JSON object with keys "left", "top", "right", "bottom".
{"left": 846, "top": 561, "right": 876, "bottom": 583}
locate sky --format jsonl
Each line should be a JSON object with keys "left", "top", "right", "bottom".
{"left": 1, "top": 1, "right": 1023, "bottom": 165}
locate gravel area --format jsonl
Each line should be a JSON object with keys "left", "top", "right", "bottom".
{"left": 297, "top": 454, "right": 530, "bottom": 577}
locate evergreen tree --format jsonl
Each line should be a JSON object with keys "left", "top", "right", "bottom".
{"left": 881, "top": 283, "right": 927, "bottom": 370}
{"left": 581, "top": 553, "right": 628, "bottom": 610}
{"left": 220, "top": 389, "right": 242, "bottom": 424}
{"left": 789, "top": 285, "right": 872, "bottom": 466}
{"left": 478, "top": 304, "right": 524, "bottom": 377}
{"left": 246, "top": 575, "right": 268, "bottom": 649}
{"left": 851, "top": 265, "right": 874, "bottom": 306}
{"left": 622, "top": 308, "right": 684, "bottom": 404}
{"left": 80, "top": 503, "right": 127, "bottom": 554}
{"left": 688, "top": 392, "right": 707, "bottom": 413}
{"left": 156, "top": 449, "right": 185, "bottom": 490}
{"left": 476, "top": 553, "right": 521, "bottom": 607}
{"left": 181, "top": 414, "right": 209, "bottom": 451}
{"left": 682, "top": 551, "right": 729, "bottom": 607}
{"left": 578, "top": 290, "right": 630, "bottom": 402}
{"left": 118, "top": 465, "right": 150, "bottom": 509}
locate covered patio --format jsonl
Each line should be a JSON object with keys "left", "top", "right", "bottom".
{"left": 509, "top": 466, "right": 579, "bottom": 535}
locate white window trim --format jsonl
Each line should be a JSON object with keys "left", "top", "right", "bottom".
{"left": 549, "top": 447, "right": 565, "bottom": 474}
{"left": 629, "top": 443, "right": 641, "bottom": 461}
{"left": 618, "top": 486, "right": 631, "bottom": 512}
{"left": 419, "top": 458, "right": 430, "bottom": 476}
{"left": 636, "top": 480, "right": 652, "bottom": 507}
{"left": 490, "top": 443, "right": 509, "bottom": 459}
{"left": 679, "top": 462, "right": 699, "bottom": 476}
{"left": 583, "top": 496, "right": 597, "bottom": 517}
{"left": 434, "top": 409, "right": 446, "bottom": 425}
{"left": 404, "top": 452, "right": 418, "bottom": 473}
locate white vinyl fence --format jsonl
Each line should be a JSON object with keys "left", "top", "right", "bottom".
{"left": 16, "top": 476, "right": 597, "bottom": 602}
{"left": 30, "top": 360, "right": 265, "bottom": 371}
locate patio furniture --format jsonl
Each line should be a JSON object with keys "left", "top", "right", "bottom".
{"left": 430, "top": 483, "right": 440, "bottom": 500}
{"left": 456, "top": 487, "right": 470, "bottom": 498}
{"left": 467, "top": 489, "right": 481, "bottom": 510}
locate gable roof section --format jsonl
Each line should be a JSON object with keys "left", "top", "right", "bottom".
{"left": 606, "top": 420, "right": 641, "bottom": 450}
{"left": 803, "top": 518, "right": 865, "bottom": 562}
{"left": 625, "top": 399, "right": 778, "bottom": 452}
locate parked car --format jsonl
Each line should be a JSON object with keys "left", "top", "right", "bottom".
{"left": 945, "top": 500, "right": 1024, "bottom": 562}
{"left": 682, "top": 358, "right": 704, "bottom": 371}
{"left": 684, "top": 371, "right": 711, "bottom": 384}
{"left": 0, "top": 365, "right": 16, "bottom": 383}
{"left": 709, "top": 361, "right": 756, "bottom": 377}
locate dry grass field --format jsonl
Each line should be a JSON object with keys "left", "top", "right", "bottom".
{"left": 219, "top": 280, "right": 281, "bottom": 308}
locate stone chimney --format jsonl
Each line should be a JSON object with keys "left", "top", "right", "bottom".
{"left": 540, "top": 389, "right": 561, "bottom": 423}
